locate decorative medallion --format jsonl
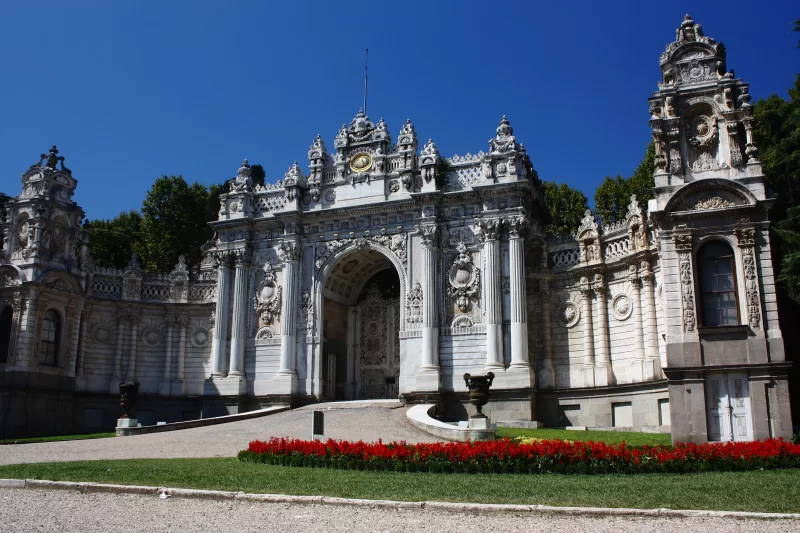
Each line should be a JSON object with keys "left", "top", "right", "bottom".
{"left": 349, "top": 153, "right": 373, "bottom": 173}
{"left": 687, "top": 115, "right": 717, "bottom": 149}
{"left": 451, "top": 315, "right": 474, "bottom": 328}
{"left": 555, "top": 302, "right": 580, "bottom": 328}
{"left": 254, "top": 262, "right": 282, "bottom": 325}
{"left": 255, "top": 327, "right": 275, "bottom": 340}
{"left": 612, "top": 294, "right": 634, "bottom": 321}
{"left": 141, "top": 325, "right": 163, "bottom": 347}
{"left": 91, "top": 323, "right": 112, "bottom": 344}
{"left": 190, "top": 327, "right": 210, "bottom": 347}
{"left": 324, "top": 189, "right": 336, "bottom": 202}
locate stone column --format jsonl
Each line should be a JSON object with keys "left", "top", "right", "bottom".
{"left": 176, "top": 316, "right": 188, "bottom": 383}
{"left": 210, "top": 254, "right": 233, "bottom": 377}
{"left": 593, "top": 276, "right": 612, "bottom": 386}
{"left": 539, "top": 279, "right": 555, "bottom": 389}
{"left": 641, "top": 261, "right": 660, "bottom": 380}
{"left": 276, "top": 241, "right": 300, "bottom": 394}
{"left": 629, "top": 265, "right": 646, "bottom": 383}
{"left": 163, "top": 316, "right": 174, "bottom": 381}
{"left": 581, "top": 278, "right": 595, "bottom": 387}
{"left": 112, "top": 308, "right": 125, "bottom": 382}
{"left": 507, "top": 217, "right": 533, "bottom": 386}
{"left": 76, "top": 304, "right": 90, "bottom": 377}
{"left": 229, "top": 251, "right": 251, "bottom": 377}
{"left": 483, "top": 220, "right": 504, "bottom": 370}
{"left": 417, "top": 226, "right": 440, "bottom": 391}
{"left": 127, "top": 313, "right": 139, "bottom": 380}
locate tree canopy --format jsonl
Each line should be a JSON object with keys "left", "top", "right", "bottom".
{"left": 542, "top": 181, "right": 589, "bottom": 237}
{"left": 594, "top": 143, "right": 655, "bottom": 224}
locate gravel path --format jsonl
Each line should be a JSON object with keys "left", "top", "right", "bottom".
{"left": 0, "top": 402, "right": 438, "bottom": 465}
{"left": 1, "top": 489, "right": 795, "bottom": 533}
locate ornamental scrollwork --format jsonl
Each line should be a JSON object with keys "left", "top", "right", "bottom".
{"left": 297, "top": 290, "right": 315, "bottom": 334}
{"left": 679, "top": 252, "right": 696, "bottom": 332}
{"left": 446, "top": 242, "right": 480, "bottom": 313}
{"left": 741, "top": 247, "right": 761, "bottom": 329}
{"left": 277, "top": 240, "right": 301, "bottom": 262}
{"left": 254, "top": 262, "right": 282, "bottom": 325}
{"left": 405, "top": 281, "right": 423, "bottom": 329}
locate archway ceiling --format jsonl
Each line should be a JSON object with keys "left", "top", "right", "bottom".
{"left": 323, "top": 249, "right": 393, "bottom": 304}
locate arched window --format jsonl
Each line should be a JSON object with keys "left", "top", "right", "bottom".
{"left": 0, "top": 306, "right": 13, "bottom": 363}
{"left": 699, "top": 241, "right": 739, "bottom": 327}
{"left": 39, "top": 309, "right": 60, "bottom": 366}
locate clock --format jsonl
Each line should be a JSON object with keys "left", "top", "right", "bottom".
{"left": 349, "top": 153, "right": 373, "bottom": 173}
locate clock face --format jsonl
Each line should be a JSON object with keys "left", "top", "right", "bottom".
{"left": 349, "top": 153, "right": 373, "bottom": 173}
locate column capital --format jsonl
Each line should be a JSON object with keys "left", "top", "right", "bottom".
{"left": 506, "top": 215, "right": 529, "bottom": 239}
{"left": 474, "top": 218, "right": 502, "bottom": 242}
{"left": 418, "top": 225, "right": 439, "bottom": 248}
{"left": 233, "top": 248, "right": 252, "bottom": 267}
{"left": 277, "top": 240, "right": 301, "bottom": 262}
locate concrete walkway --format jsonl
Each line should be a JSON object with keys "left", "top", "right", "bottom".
{"left": 0, "top": 401, "right": 439, "bottom": 465}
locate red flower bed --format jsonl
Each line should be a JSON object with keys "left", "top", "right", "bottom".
{"left": 237, "top": 437, "right": 800, "bottom": 474}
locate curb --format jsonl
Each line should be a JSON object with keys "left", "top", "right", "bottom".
{"left": 1, "top": 478, "right": 798, "bottom": 520}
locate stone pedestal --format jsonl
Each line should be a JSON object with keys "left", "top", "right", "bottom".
{"left": 116, "top": 418, "right": 139, "bottom": 428}
{"left": 468, "top": 416, "right": 490, "bottom": 430}
{"left": 415, "top": 369, "right": 441, "bottom": 392}
{"left": 271, "top": 372, "right": 297, "bottom": 396}
{"left": 537, "top": 365, "right": 555, "bottom": 389}
{"left": 594, "top": 363, "right": 613, "bottom": 387}
{"left": 203, "top": 375, "right": 247, "bottom": 396}
{"left": 496, "top": 367, "right": 534, "bottom": 389}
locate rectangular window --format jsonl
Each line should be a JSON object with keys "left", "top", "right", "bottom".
{"left": 612, "top": 402, "right": 633, "bottom": 427}
{"left": 700, "top": 242, "right": 739, "bottom": 326}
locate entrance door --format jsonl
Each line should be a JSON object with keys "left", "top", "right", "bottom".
{"left": 706, "top": 373, "right": 753, "bottom": 442}
{"left": 356, "top": 284, "right": 400, "bottom": 399}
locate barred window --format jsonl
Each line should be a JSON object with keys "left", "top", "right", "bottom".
{"left": 699, "top": 241, "right": 739, "bottom": 327}
{"left": 39, "top": 309, "right": 60, "bottom": 366}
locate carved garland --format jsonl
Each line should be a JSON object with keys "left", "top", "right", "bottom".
{"left": 314, "top": 233, "right": 408, "bottom": 272}
{"left": 736, "top": 228, "right": 761, "bottom": 329}
{"left": 405, "top": 281, "right": 423, "bottom": 329}
{"left": 678, "top": 252, "right": 696, "bottom": 332}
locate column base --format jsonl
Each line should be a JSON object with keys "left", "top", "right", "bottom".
{"left": 629, "top": 359, "right": 657, "bottom": 383}
{"left": 537, "top": 365, "right": 555, "bottom": 389}
{"left": 271, "top": 372, "right": 298, "bottom": 396}
{"left": 203, "top": 375, "right": 247, "bottom": 396}
{"left": 648, "top": 357, "right": 663, "bottom": 380}
{"left": 582, "top": 365, "right": 596, "bottom": 387}
{"left": 501, "top": 365, "right": 535, "bottom": 388}
{"left": 483, "top": 362, "right": 505, "bottom": 374}
{"left": 415, "top": 368, "right": 441, "bottom": 392}
{"left": 594, "top": 364, "right": 613, "bottom": 387}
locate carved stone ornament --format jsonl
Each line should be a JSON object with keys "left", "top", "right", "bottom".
{"left": 254, "top": 262, "right": 282, "bottom": 325}
{"left": 673, "top": 233, "right": 693, "bottom": 251}
{"left": 692, "top": 152, "right": 724, "bottom": 172}
{"left": 555, "top": 301, "right": 580, "bottom": 328}
{"left": 277, "top": 241, "right": 301, "bottom": 262}
{"left": 686, "top": 115, "right": 718, "bottom": 149}
{"left": 297, "top": 290, "right": 314, "bottom": 333}
{"left": 692, "top": 196, "right": 735, "bottom": 210}
{"left": 612, "top": 294, "right": 634, "bottom": 320}
{"left": 735, "top": 228, "right": 756, "bottom": 246}
{"left": 451, "top": 314, "right": 474, "bottom": 328}
{"left": 679, "top": 252, "right": 696, "bottom": 332}
{"left": 741, "top": 247, "right": 761, "bottom": 329}
{"left": 141, "top": 325, "right": 163, "bottom": 347}
{"left": 447, "top": 242, "right": 480, "bottom": 313}
{"left": 90, "top": 322, "right": 113, "bottom": 344}
{"left": 255, "top": 326, "right": 275, "bottom": 340}
{"left": 190, "top": 327, "right": 210, "bottom": 348}
{"left": 405, "top": 281, "right": 423, "bottom": 329}
{"left": 489, "top": 115, "right": 518, "bottom": 153}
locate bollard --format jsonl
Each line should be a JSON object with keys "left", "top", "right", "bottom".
{"left": 312, "top": 410, "right": 324, "bottom": 441}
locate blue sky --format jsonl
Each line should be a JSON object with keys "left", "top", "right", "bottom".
{"left": 1, "top": 1, "right": 797, "bottom": 220}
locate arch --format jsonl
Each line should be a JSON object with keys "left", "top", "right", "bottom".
{"left": 0, "top": 305, "right": 12, "bottom": 363}
{"left": 663, "top": 178, "right": 758, "bottom": 215}
{"left": 697, "top": 240, "right": 740, "bottom": 327}
{"left": 0, "top": 264, "right": 26, "bottom": 286}
{"left": 37, "top": 270, "right": 82, "bottom": 294}
{"left": 39, "top": 308, "right": 61, "bottom": 366}
{"left": 678, "top": 96, "right": 723, "bottom": 118}
{"left": 314, "top": 240, "right": 406, "bottom": 401}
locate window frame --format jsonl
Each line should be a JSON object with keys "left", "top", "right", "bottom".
{"left": 697, "top": 239, "right": 741, "bottom": 328}
{"left": 39, "top": 308, "right": 61, "bottom": 367}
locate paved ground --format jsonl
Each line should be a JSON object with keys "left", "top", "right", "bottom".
{"left": 0, "top": 402, "right": 438, "bottom": 465}
{"left": 2, "top": 489, "right": 795, "bottom": 533}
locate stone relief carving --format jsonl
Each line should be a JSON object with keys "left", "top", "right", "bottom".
{"left": 190, "top": 327, "right": 210, "bottom": 348}
{"left": 405, "top": 281, "right": 423, "bottom": 329}
{"left": 277, "top": 240, "right": 301, "bottom": 262}
{"left": 555, "top": 301, "right": 580, "bottom": 328}
{"left": 692, "top": 152, "right": 724, "bottom": 172}
{"left": 489, "top": 115, "right": 518, "bottom": 154}
{"left": 678, "top": 252, "right": 696, "bottom": 332}
{"left": 692, "top": 196, "right": 734, "bottom": 210}
{"left": 740, "top": 246, "right": 761, "bottom": 329}
{"left": 612, "top": 294, "right": 634, "bottom": 320}
{"left": 297, "top": 290, "right": 314, "bottom": 334}
{"left": 141, "top": 325, "right": 164, "bottom": 347}
{"left": 90, "top": 322, "right": 113, "bottom": 344}
{"left": 254, "top": 262, "right": 282, "bottom": 325}
{"left": 314, "top": 233, "right": 408, "bottom": 273}
{"left": 255, "top": 326, "right": 275, "bottom": 340}
{"left": 447, "top": 242, "right": 480, "bottom": 313}
{"left": 451, "top": 314, "right": 474, "bottom": 328}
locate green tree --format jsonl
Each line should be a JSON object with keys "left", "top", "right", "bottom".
{"left": 137, "top": 176, "right": 213, "bottom": 272}
{"left": 594, "top": 143, "right": 655, "bottom": 224}
{"left": 84, "top": 210, "right": 143, "bottom": 269}
{"left": 542, "top": 181, "right": 589, "bottom": 237}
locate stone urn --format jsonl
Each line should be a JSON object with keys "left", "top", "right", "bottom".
{"left": 463, "top": 372, "right": 495, "bottom": 418}
{"left": 119, "top": 381, "right": 140, "bottom": 419}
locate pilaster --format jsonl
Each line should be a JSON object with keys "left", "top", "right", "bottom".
{"left": 506, "top": 216, "right": 533, "bottom": 387}
{"left": 229, "top": 250, "right": 251, "bottom": 377}
{"left": 417, "top": 225, "right": 440, "bottom": 391}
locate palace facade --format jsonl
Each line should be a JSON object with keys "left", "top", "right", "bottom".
{"left": 0, "top": 16, "right": 793, "bottom": 442}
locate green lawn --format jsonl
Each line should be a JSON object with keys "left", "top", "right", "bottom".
{"left": 496, "top": 427, "right": 672, "bottom": 446}
{"left": 0, "top": 458, "right": 798, "bottom": 513}
{"left": 0, "top": 432, "right": 115, "bottom": 445}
